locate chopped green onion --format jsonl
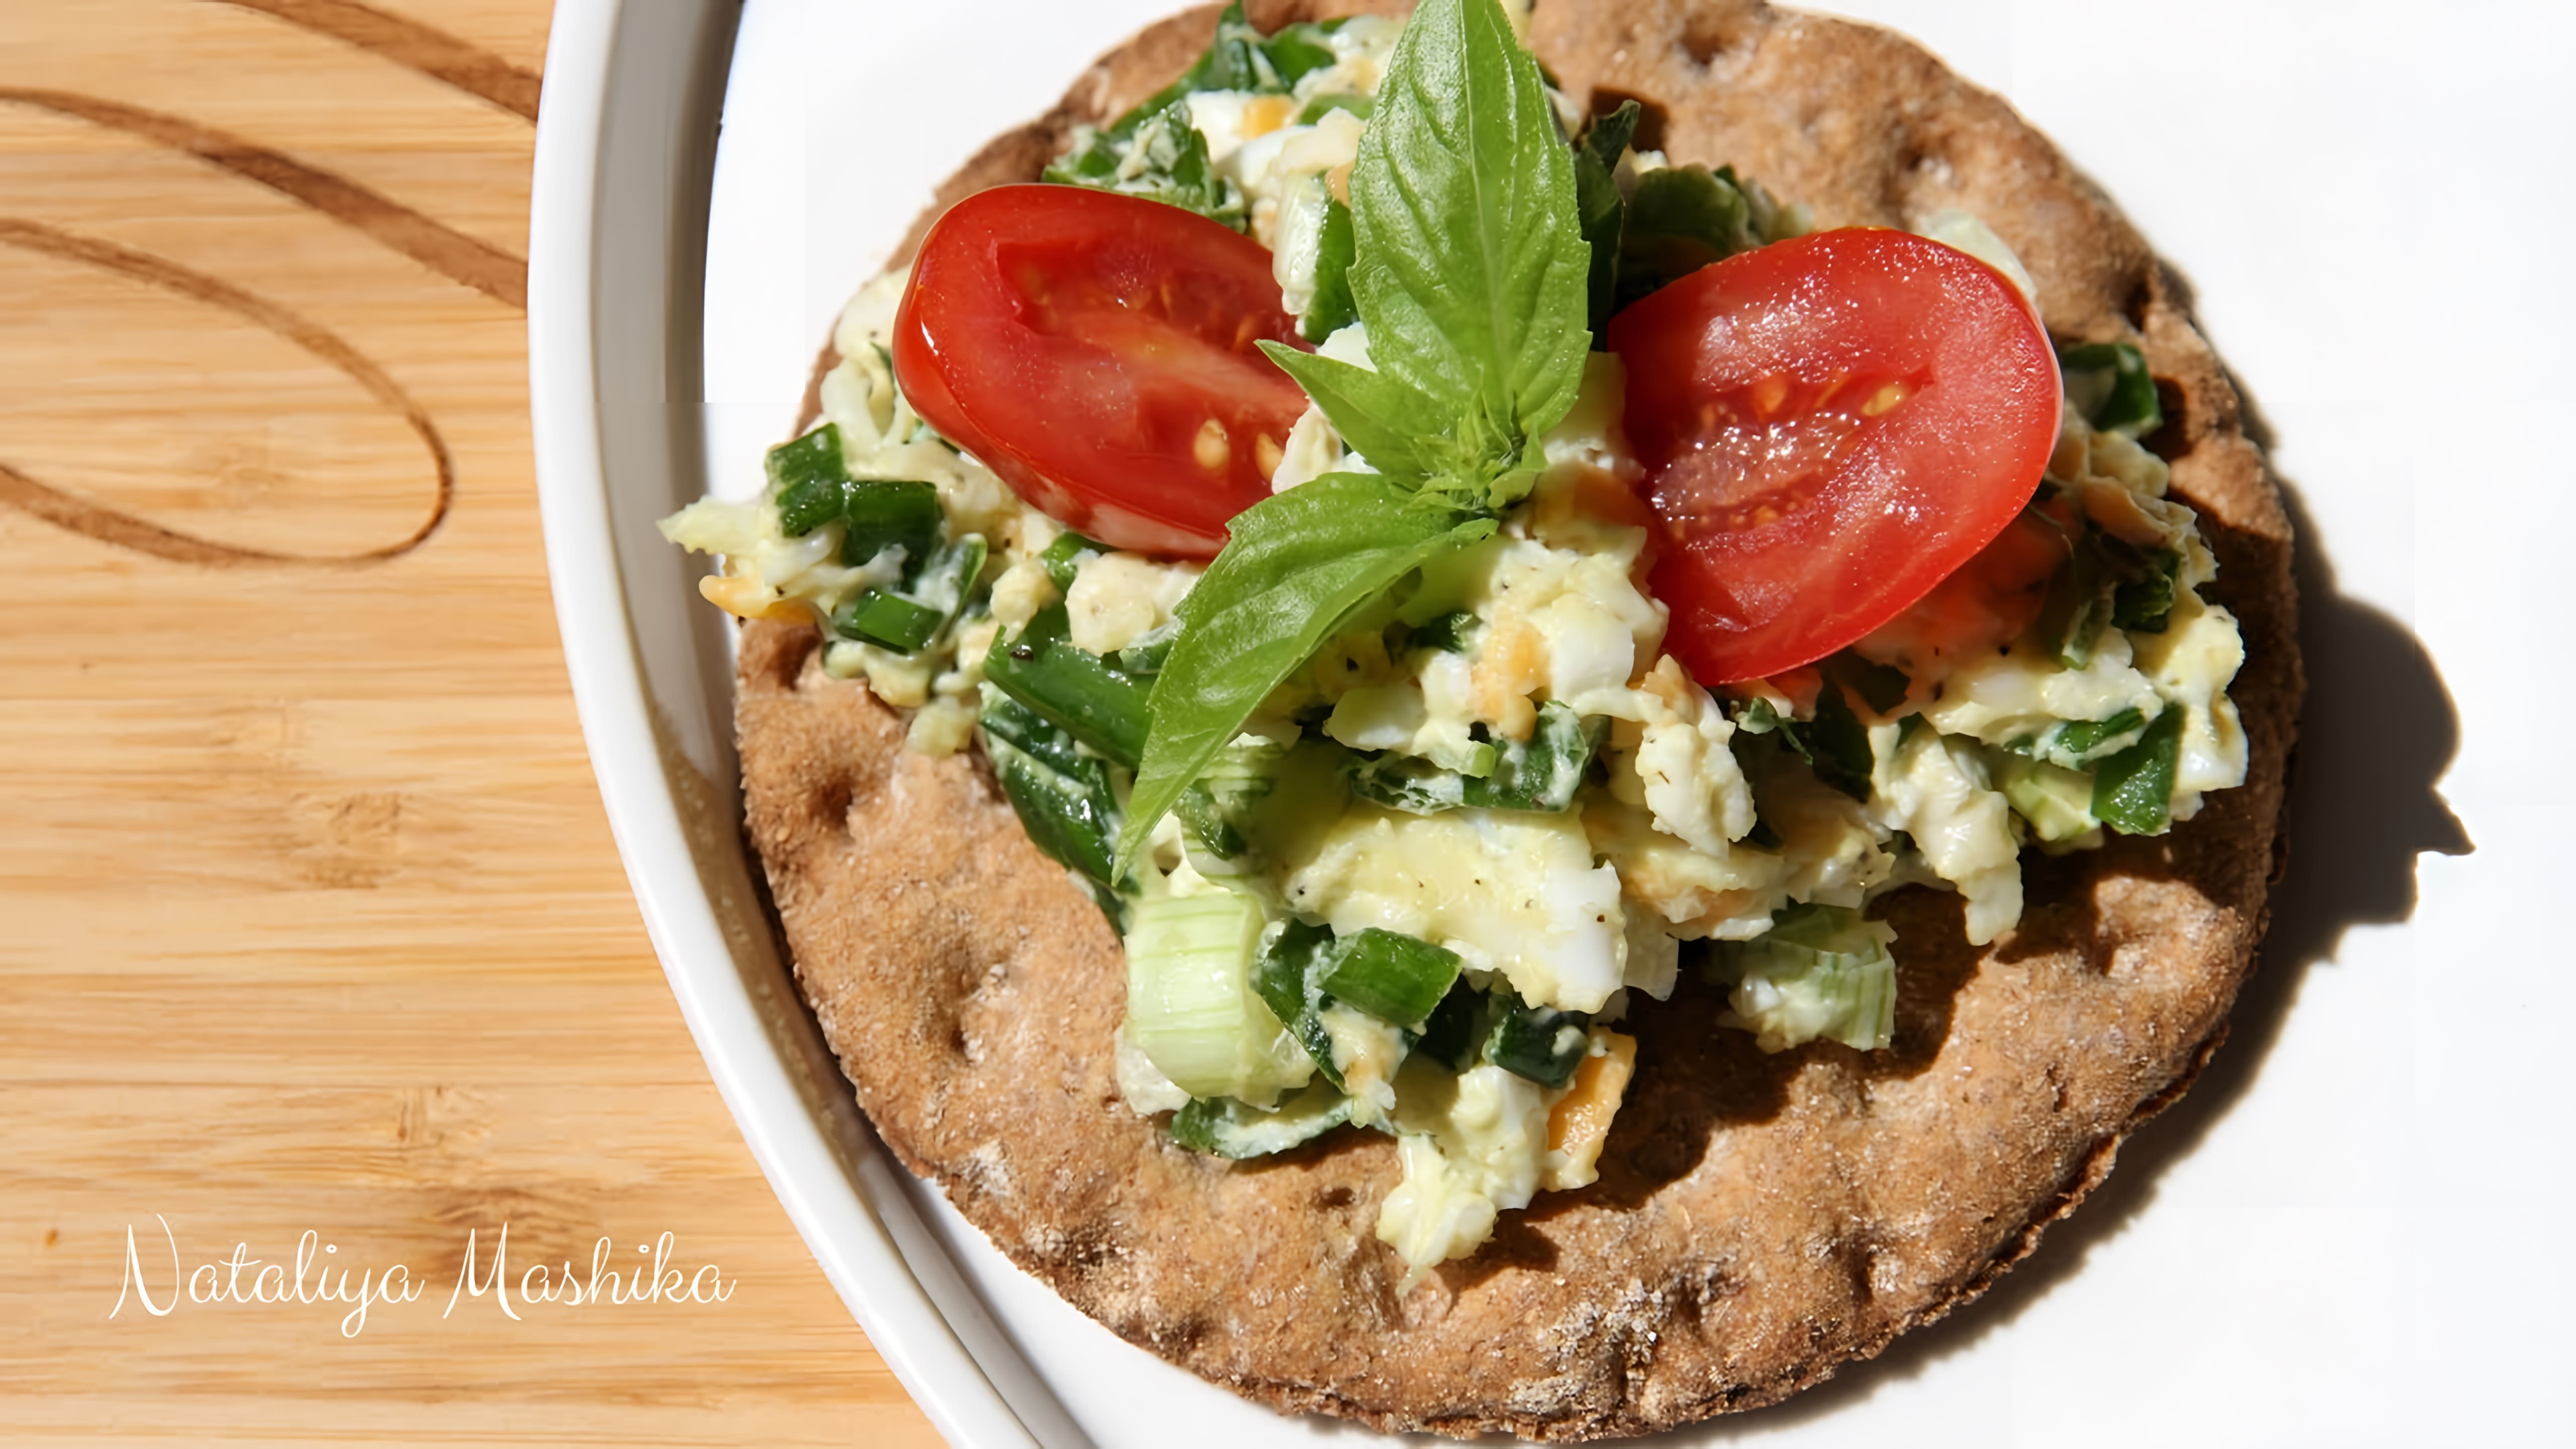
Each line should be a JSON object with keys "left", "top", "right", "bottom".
{"left": 979, "top": 688, "right": 1085, "bottom": 774}
{"left": 776, "top": 479, "right": 843, "bottom": 538}
{"left": 1174, "top": 787, "right": 1243, "bottom": 859}
{"left": 830, "top": 535, "right": 985, "bottom": 654}
{"left": 1105, "top": 5, "right": 1347, "bottom": 126}
{"left": 1581, "top": 99, "right": 1641, "bottom": 172}
{"left": 1480, "top": 989, "right": 1591, "bottom": 1088}
{"left": 2111, "top": 546, "right": 2183, "bottom": 633}
{"left": 765, "top": 424, "right": 848, "bottom": 494}
{"left": 1731, "top": 697, "right": 1784, "bottom": 734}
{"left": 981, "top": 690, "right": 1124, "bottom": 901}
{"left": 832, "top": 590, "right": 944, "bottom": 651}
{"left": 1732, "top": 688, "right": 1873, "bottom": 799}
{"left": 2090, "top": 704, "right": 2185, "bottom": 836}
{"left": 1042, "top": 97, "right": 1243, "bottom": 229}
{"left": 1804, "top": 680, "right": 1876, "bottom": 800}
{"left": 1169, "top": 1079, "right": 1353, "bottom": 1159}
{"left": 1411, "top": 978, "right": 1482, "bottom": 1072}
{"left": 769, "top": 425, "right": 854, "bottom": 538}
{"left": 1405, "top": 610, "right": 1481, "bottom": 655}
{"left": 2036, "top": 529, "right": 2112, "bottom": 670}
{"left": 2060, "top": 341, "right": 2162, "bottom": 437}
{"left": 839, "top": 479, "right": 942, "bottom": 573}
{"left": 984, "top": 604, "right": 1151, "bottom": 769}
{"left": 1171, "top": 734, "right": 1283, "bottom": 859}
{"left": 1038, "top": 530, "right": 1104, "bottom": 591}
{"left": 1114, "top": 621, "right": 1180, "bottom": 677}
{"left": 1344, "top": 700, "right": 1598, "bottom": 814}
{"left": 1125, "top": 890, "right": 1310, "bottom": 1103}
{"left": 1253, "top": 918, "right": 1343, "bottom": 1088}
{"left": 1320, "top": 928, "right": 1462, "bottom": 1030}
{"left": 1712, "top": 903, "right": 1898, "bottom": 1054}
{"left": 1994, "top": 753, "right": 2099, "bottom": 843}
{"left": 2050, "top": 707, "right": 2147, "bottom": 763}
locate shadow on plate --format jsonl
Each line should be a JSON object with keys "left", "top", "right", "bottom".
{"left": 1659, "top": 332, "right": 2475, "bottom": 1443}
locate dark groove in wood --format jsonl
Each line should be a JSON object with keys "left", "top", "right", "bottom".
{"left": 0, "top": 88, "right": 526, "bottom": 309}
{"left": 209, "top": 0, "right": 540, "bottom": 121}
{"left": 0, "top": 219, "right": 453, "bottom": 567}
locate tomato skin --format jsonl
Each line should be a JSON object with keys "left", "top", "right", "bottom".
{"left": 1608, "top": 228, "right": 2061, "bottom": 684}
{"left": 892, "top": 186, "right": 1313, "bottom": 557}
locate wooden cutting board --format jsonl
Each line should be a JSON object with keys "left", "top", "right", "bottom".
{"left": 0, "top": 1, "right": 941, "bottom": 1441}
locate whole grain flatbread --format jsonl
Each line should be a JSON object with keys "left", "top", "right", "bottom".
{"left": 739, "top": 1, "right": 2303, "bottom": 1436}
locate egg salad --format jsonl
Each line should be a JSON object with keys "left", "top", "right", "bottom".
{"left": 663, "top": 2, "right": 2249, "bottom": 1283}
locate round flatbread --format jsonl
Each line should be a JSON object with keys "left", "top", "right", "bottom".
{"left": 737, "top": 1, "right": 2303, "bottom": 1436}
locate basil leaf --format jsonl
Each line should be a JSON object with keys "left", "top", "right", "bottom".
{"left": 1343, "top": 0, "right": 1590, "bottom": 483}
{"left": 1114, "top": 473, "right": 1497, "bottom": 874}
{"left": 1299, "top": 198, "right": 1359, "bottom": 344}
{"left": 1614, "top": 164, "right": 1762, "bottom": 311}
{"left": 1573, "top": 102, "right": 1639, "bottom": 339}
{"left": 1257, "top": 345, "right": 1438, "bottom": 478}
{"left": 1582, "top": 100, "right": 1641, "bottom": 173}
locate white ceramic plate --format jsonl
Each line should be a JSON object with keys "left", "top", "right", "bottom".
{"left": 533, "top": 2, "right": 2560, "bottom": 1444}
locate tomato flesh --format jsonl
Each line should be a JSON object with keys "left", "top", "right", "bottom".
{"left": 893, "top": 185, "right": 1312, "bottom": 557}
{"left": 1608, "top": 228, "right": 2061, "bottom": 684}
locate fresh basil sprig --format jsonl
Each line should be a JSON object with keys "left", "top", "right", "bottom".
{"left": 1257, "top": 0, "right": 1588, "bottom": 507}
{"left": 1113, "top": 0, "right": 1589, "bottom": 875}
{"left": 1572, "top": 101, "right": 1640, "bottom": 339}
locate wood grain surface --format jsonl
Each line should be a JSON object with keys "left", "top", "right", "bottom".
{"left": 0, "top": 2, "right": 943, "bottom": 1442}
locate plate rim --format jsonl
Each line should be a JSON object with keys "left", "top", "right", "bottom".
{"left": 525, "top": 1, "right": 1061, "bottom": 1443}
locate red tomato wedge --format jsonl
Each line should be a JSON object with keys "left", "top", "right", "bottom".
{"left": 892, "top": 185, "right": 1313, "bottom": 557}
{"left": 1608, "top": 228, "right": 2061, "bottom": 684}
